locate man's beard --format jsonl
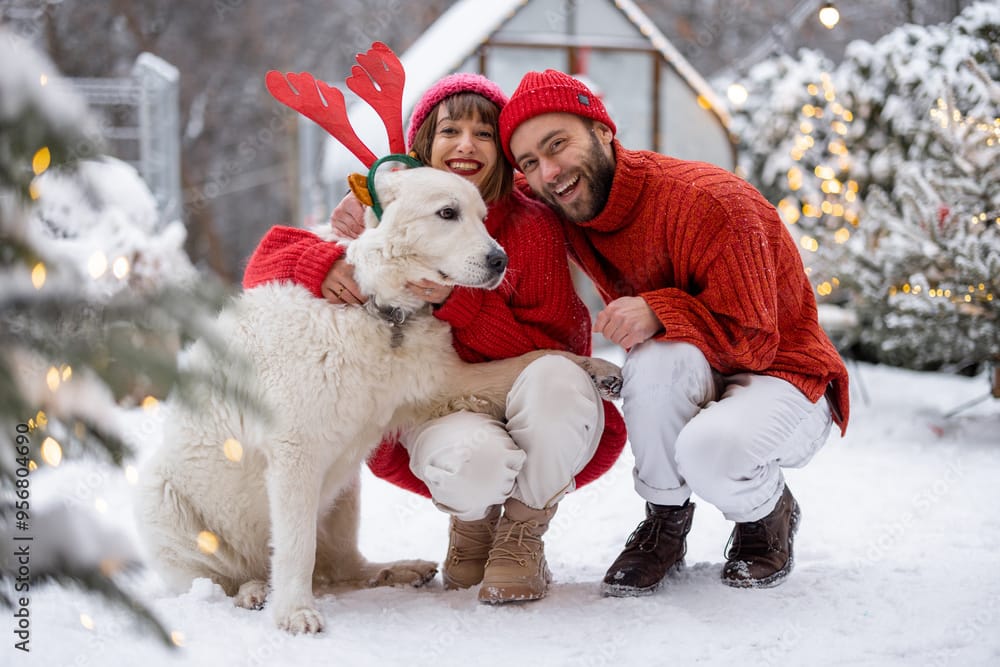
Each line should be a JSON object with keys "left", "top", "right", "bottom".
{"left": 543, "top": 131, "right": 615, "bottom": 223}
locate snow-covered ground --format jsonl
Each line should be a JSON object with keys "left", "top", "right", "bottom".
{"left": 16, "top": 357, "right": 1000, "bottom": 666}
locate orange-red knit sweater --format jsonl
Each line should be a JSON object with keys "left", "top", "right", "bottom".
{"left": 242, "top": 188, "right": 627, "bottom": 496}
{"left": 558, "top": 144, "right": 850, "bottom": 433}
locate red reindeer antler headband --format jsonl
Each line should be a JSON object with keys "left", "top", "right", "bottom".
{"left": 265, "top": 42, "right": 420, "bottom": 220}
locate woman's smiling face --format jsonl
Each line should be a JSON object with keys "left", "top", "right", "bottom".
{"left": 428, "top": 107, "right": 499, "bottom": 194}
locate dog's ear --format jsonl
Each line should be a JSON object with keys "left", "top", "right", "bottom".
{"left": 370, "top": 170, "right": 404, "bottom": 211}
{"left": 347, "top": 173, "right": 374, "bottom": 208}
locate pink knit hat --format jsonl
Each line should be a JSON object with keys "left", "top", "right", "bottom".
{"left": 499, "top": 69, "right": 616, "bottom": 165}
{"left": 406, "top": 73, "right": 509, "bottom": 149}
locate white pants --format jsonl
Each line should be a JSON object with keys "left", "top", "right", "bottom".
{"left": 401, "top": 355, "right": 605, "bottom": 521}
{"left": 622, "top": 341, "right": 833, "bottom": 523}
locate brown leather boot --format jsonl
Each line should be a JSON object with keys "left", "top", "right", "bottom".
{"left": 442, "top": 505, "right": 500, "bottom": 590}
{"left": 722, "top": 485, "right": 801, "bottom": 588}
{"left": 601, "top": 500, "right": 695, "bottom": 597}
{"left": 477, "top": 498, "right": 556, "bottom": 604}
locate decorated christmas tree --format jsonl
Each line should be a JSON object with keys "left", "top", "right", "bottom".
{"left": 0, "top": 29, "right": 234, "bottom": 646}
{"left": 721, "top": 2, "right": 999, "bottom": 373}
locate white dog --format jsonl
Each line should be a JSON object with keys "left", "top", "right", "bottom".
{"left": 134, "top": 167, "right": 622, "bottom": 634}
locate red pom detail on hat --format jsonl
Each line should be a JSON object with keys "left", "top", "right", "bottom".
{"left": 499, "top": 69, "right": 616, "bottom": 166}
{"left": 406, "top": 73, "right": 509, "bottom": 149}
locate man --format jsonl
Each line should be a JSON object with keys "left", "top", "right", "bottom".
{"left": 497, "top": 69, "right": 849, "bottom": 595}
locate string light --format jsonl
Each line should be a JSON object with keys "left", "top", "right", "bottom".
{"left": 32, "top": 147, "right": 50, "bottom": 175}
{"left": 28, "top": 411, "right": 47, "bottom": 431}
{"left": 888, "top": 281, "right": 995, "bottom": 304}
{"left": 930, "top": 97, "right": 1000, "bottom": 146}
{"left": 112, "top": 256, "right": 131, "bottom": 280}
{"left": 31, "top": 262, "right": 46, "bottom": 289}
{"left": 727, "top": 83, "right": 749, "bottom": 107}
{"left": 87, "top": 251, "right": 108, "bottom": 279}
{"left": 46, "top": 366, "right": 61, "bottom": 392}
{"left": 41, "top": 437, "right": 62, "bottom": 466}
{"left": 819, "top": 3, "right": 840, "bottom": 29}
{"left": 787, "top": 72, "right": 865, "bottom": 298}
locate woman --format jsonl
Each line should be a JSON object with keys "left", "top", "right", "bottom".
{"left": 242, "top": 73, "right": 626, "bottom": 604}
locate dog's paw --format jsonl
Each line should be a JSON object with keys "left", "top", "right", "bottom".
{"left": 276, "top": 606, "right": 325, "bottom": 635}
{"left": 581, "top": 357, "right": 624, "bottom": 400}
{"left": 234, "top": 580, "right": 269, "bottom": 610}
{"left": 367, "top": 559, "right": 439, "bottom": 588}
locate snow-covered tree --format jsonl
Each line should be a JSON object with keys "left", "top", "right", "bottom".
{"left": 720, "top": 2, "right": 1000, "bottom": 371}
{"left": 0, "top": 29, "right": 233, "bottom": 645}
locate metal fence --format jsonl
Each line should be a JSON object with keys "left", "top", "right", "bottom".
{"left": 69, "top": 53, "right": 181, "bottom": 226}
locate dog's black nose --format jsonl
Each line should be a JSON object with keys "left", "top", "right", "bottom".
{"left": 487, "top": 248, "right": 508, "bottom": 274}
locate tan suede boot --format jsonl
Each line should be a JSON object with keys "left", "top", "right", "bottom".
{"left": 442, "top": 505, "right": 501, "bottom": 590}
{"left": 478, "top": 498, "right": 556, "bottom": 604}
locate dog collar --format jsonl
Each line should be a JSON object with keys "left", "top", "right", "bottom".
{"left": 365, "top": 299, "right": 414, "bottom": 348}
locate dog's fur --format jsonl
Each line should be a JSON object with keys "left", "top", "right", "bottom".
{"left": 134, "top": 167, "right": 622, "bottom": 634}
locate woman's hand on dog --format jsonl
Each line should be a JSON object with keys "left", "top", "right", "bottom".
{"left": 406, "top": 279, "right": 452, "bottom": 307}
{"left": 329, "top": 193, "right": 366, "bottom": 240}
{"left": 323, "top": 260, "right": 365, "bottom": 305}
{"left": 327, "top": 194, "right": 452, "bottom": 307}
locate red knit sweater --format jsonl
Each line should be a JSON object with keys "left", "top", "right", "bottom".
{"left": 242, "top": 188, "right": 627, "bottom": 496}
{"left": 556, "top": 144, "right": 850, "bottom": 433}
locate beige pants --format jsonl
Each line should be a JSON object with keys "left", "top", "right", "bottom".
{"left": 401, "top": 355, "right": 605, "bottom": 520}
{"left": 622, "top": 341, "right": 834, "bottom": 523}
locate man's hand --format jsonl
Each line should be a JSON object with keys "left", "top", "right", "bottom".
{"left": 322, "top": 259, "right": 365, "bottom": 305}
{"left": 330, "top": 192, "right": 367, "bottom": 240}
{"left": 594, "top": 296, "right": 664, "bottom": 350}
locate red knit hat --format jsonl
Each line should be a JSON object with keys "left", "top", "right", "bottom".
{"left": 499, "top": 69, "right": 616, "bottom": 165}
{"left": 406, "top": 73, "right": 509, "bottom": 149}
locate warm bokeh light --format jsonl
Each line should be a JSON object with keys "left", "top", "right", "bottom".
{"left": 46, "top": 366, "right": 61, "bottom": 392}
{"left": 727, "top": 83, "right": 748, "bottom": 107}
{"left": 31, "top": 262, "right": 46, "bottom": 289}
{"left": 223, "top": 438, "right": 243, "bottom": 462}
{"left": 112, "top": 256, "right": 131, "bottom": 280}
{"left": 197, "top": 530, "right": 219, "bottom": 555}
{"left": 800, "top": 236, "right": 820, "bottom": 252}
{"left": 87, "top": 251, "right": 108, "bottom": 279}
{"left": 41, "top": 437, "right": 63, "bottom": 466}
{"left": 32, "top": 147, "right": 51, "bottom": 175}
{"left": 819, "top": 4, "right": 840, "bottom": 29}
